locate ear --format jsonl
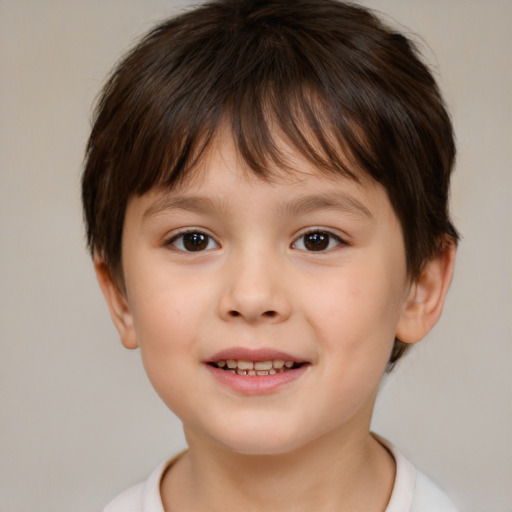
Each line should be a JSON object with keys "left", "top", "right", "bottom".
{"left": 93, "top": 255, "right": 139, "bottom": 349}
{"left": 396, "top": 240, "right": 456, "bottom": 344}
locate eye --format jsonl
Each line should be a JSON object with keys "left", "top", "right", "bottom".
{"left": 293, "top": 230, "right": 343, "bottom": 252}
{"left": 168, "top": 231, "right": 219, "bottom": 252}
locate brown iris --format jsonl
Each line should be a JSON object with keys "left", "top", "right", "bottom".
{"left": 182, "top": 232, "right": 209, "bottom": 251}
{"left": 303, "top": 232, "right": 331, "bottom": 251}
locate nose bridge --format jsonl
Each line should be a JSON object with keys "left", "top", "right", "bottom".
{"left": 219, "top": 241, "right": 291, "bottom": 323}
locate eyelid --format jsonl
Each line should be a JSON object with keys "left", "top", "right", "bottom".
{"left": 165, "top": 228, "right": 220, "bottom": 252}
{"left": 292, "top": 227, "right": 348, "bottom": 251}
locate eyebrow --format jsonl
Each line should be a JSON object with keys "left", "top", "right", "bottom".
{"left": 143, "top": 195, "right": 226, "bottom": 219}
{"left": 281, "top": 192, "right": 373, "bottom": 219}
{"left": 143, "top": 191, "right": 372, "bottom": 220}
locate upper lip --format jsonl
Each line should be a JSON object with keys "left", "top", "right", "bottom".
{"left": 207, "top": 347, "right": 307, "bottom": 364}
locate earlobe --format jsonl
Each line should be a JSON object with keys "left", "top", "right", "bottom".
{"left": 396, "top": 240, "right": 456, "bottom": 344}
{"left": 93, "top": 255, "right": 139, "bottom": 349}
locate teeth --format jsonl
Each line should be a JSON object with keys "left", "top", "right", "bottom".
{"left": 254, "top": 361, "right": 272, "bottom": 371}
{"left": 215, "top": 358, "right": 300, "bottom": 374}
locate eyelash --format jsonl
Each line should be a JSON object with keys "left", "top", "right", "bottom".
{"left": 166, "top": 229, "right": 346, "bottom": 253}
{"left": 292, "top": 230, "right": 345, "bottom": 252}
{"left": 166, "top": 230, "right": 219, "bottom": 252}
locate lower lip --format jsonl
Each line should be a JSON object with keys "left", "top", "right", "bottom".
{"left": 204, "top": 364, "right": 309, "bottom": 395}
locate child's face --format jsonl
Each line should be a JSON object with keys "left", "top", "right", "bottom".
{"left": 115, "top": 131, "right": 413, "bottom": 455}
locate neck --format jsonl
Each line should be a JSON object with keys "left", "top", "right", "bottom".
{"left": 162, "top": 428, "right": 395, "bottom": 512}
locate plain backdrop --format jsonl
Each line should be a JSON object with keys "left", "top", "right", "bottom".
{"left": 1, "top": 1, "right": 511, "bottom": 511}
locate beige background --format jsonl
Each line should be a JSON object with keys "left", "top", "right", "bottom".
{"left": 1, "top": 1, "right": 510, "bottom": 511}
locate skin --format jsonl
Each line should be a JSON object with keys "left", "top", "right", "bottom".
{"left": 96, "top": 131, "right": 455, "bottom": 511}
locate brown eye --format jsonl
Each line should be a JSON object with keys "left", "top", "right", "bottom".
{"left": 183, "top": 233, "right": 208, "bottom": 251}
{"left": 293, "top": 231, "right": 342, "bottom": 252}
{"left": 170, "top": 231, "right": 218, "bottom": 252}
{"left": 304, "top": 232, "right": 329, "bottom": 251}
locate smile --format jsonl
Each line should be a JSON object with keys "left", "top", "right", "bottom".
{"left": 209, "top": 359, "right": 302, "bottom": 376}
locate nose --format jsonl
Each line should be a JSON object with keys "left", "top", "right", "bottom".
{"left": 218, "top": 250, "right": 292, "bottom": 324}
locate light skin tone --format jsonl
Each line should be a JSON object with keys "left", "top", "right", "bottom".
{"left": 95, "top": 130, "right": 455, "bottom": 512}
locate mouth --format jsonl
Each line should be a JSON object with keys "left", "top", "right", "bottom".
{"left": 208, "top": 359, "right": 305, "bottom": 376}
{"left": 205, "top": 349, "right": 310, "bottom": 394}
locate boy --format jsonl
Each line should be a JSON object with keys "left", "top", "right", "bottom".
{"left": 82, "top": 0, "right": 459, "bottom": 510}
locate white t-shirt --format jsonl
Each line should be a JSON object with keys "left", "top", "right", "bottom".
{"left": 104, "top": 438, "right": 458, "bottom": 512}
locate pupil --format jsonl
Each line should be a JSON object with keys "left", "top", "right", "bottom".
{"left": 183, "top": 232, "right": 208, "bottom": 251}
{"left": 305, "top": 232, "right": 329, "bottom": 251}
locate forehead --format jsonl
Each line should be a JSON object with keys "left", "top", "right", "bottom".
{"left": 128, "top": 128, "right": 395, "bottom": 229}
{"left": 159, "top": 124, "right": 369, "bottom": 195}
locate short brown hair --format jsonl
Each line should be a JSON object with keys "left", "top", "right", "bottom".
{"left": 82, "top": 0, "right": 458, "bottom": 367}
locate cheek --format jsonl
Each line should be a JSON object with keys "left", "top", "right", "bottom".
{"left": 129, "top": 268, "right": 213, "bottom": 343}
{"left": 129, "top": 287, "right": 206, "bottom": 418}
{"left": 302, "top": 279, "right": 400, "bottom": 421}
{"left": 311, "top": 275, "right": 402, "bottom": 340}
{"left": 303, "top": 267, "right": 405, "bottom": 376}
{"left": 126, "top": 275, "right": 212, "bottom": 389}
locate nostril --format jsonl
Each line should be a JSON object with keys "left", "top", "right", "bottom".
{"left": 228, "top": 310, "right": 277, "bottom": 318}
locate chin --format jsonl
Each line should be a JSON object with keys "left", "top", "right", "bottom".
{"left": 221, "top": 439, "right": 303, "bottom": 457}
{"left": 209, "top": 422, "right": 313, "bottom": 456}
